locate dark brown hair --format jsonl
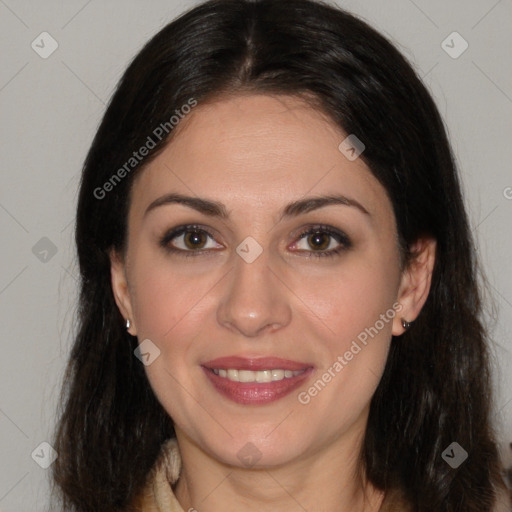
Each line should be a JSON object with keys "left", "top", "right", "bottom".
{"left": 51, "top": 1, "right": 509, "bottom": 510}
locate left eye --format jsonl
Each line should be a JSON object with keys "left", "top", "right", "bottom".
{"left": 165, "top": 228, "right": 221, "bottom": 251}
{"left": 291, "top": 227, "right": 351, "bottom": 254}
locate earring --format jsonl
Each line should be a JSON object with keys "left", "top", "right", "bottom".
{"left": 126, "top": 319, "right": 131, "bottom": 330}
{"left": 401, "top": 318, "right": 412, "bottom": 330}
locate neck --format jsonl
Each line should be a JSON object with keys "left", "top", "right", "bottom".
{"left": 173, "top": 422, "right": 384, "bottom": 512}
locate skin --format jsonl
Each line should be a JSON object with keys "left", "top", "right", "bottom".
{"left": 111, "top": 94, "right": 436, "bottom": 512}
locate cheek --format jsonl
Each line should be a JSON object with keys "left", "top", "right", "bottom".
{"left": 129, "top": 260, "right": 211, "bottom": 417}
{"left": 128, "top": 254, "right": 220, "bottom": 398}
{"left": 293, "top": 254, "right": 400, "bottom": 345}
{"left": 291, "top": 255, "right": 399, "bottom": 409}
{"left": 129, "top": 251, "right": 218, "bottom": 340}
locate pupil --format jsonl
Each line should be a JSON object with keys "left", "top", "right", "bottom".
{"left": 185, "top": 231, "right": 205, "bottom": 249}
{"left": 308, "top": 233, "right": 329, "bottom": 250}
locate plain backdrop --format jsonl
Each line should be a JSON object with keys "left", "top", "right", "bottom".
{"left": 0, "top": 1, "right": 511, "bottom": 510}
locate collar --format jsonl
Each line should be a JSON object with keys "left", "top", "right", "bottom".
{"left": 132, "top": 438, "right": 184, "bottom": 512}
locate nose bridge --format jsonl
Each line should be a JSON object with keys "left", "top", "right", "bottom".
{"left": 216, "top": 248, "right": 291, "bottom": 337}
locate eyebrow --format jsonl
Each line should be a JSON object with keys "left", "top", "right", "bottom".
{"left": 143, "top": 193, "right": 370, "bottom": 219}
{"left": 144, "top": 193, "right": 229, "bottom": 218}
{"left": 282, "top": 195, "right": 370, "bottom": 218}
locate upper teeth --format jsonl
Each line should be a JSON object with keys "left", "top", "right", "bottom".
{"left": 212, "top": 369, "right": 304, "bottom": 383}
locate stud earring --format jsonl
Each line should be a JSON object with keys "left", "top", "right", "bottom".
{"left": 126, "top": 319, "right": 131, "bottom": 330}
{"left": 401, "top": 318, "right": 412, "bottom": 330}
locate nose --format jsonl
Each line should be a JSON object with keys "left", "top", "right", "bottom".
{"left": 216, "top": 250, "right": 292, "bottom": 338}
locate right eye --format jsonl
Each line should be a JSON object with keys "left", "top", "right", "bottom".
{"left": 160, "top": 225, "right": 223, "bottom": 254}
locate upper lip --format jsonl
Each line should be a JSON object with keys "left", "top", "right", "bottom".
{"left": 202, "top": 356, "right": 313, "bottom": 371}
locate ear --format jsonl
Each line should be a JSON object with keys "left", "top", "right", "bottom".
{"left": 110, "top": 249, "right": 137, "bottom": 336}
{"left": 392, "top": 236, "right": 436, "bottom": 336}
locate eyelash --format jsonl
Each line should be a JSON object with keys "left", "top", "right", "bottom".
{"left": 159, "top": 224, "right": 352, "bottom": 258}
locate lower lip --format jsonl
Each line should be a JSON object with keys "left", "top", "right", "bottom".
{"left": 202, "top": 367, "right": 314, "bottom": 405}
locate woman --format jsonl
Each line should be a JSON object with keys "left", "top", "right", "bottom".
{"left": 51, "top": 0, "right": 511, "bottom": 510}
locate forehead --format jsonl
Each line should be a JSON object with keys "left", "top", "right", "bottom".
{"left": 130, "top": 94, "right": 392, "bottom": 223}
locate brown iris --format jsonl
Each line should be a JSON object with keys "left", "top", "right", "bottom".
{"left": 184, "top": 230, "right": 207, "bottom": 249}
{"left": 307, "top": 232, "right": 330, "bottom": 250}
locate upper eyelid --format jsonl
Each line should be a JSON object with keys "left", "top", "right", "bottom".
{"left": 291, "top": 225, "right": 351, "bottom": 242}
{"left": 163, "top": 221, "right": 233, "bottom": 243}
{"left": 163, "top": 223, "right": 348, "bottom": 237}
{"left": 164, "top": 224, "right": 219, "bottom": 239}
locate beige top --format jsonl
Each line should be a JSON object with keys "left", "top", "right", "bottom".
{"left": 131, "top": 438, "right": 412, "bottom": 512}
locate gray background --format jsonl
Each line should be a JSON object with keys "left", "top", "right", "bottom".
{"left": 0, "top": 0, "right": 511, "bottom": 510}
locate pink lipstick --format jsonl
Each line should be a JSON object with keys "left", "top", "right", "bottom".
{"left": 202, "top": 356, "right": 314, "bottom": 405}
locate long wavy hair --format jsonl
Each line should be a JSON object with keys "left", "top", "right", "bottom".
{"left": 51, "top": 0, "right": 509, "bottom": 510}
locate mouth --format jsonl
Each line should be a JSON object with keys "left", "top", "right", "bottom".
{"left": 201, "top": 356, "right": 314, "bottom": 405}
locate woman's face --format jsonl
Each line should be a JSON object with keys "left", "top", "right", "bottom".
{"left": 112, "top": 94, "right": 409, "bottom": 468}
